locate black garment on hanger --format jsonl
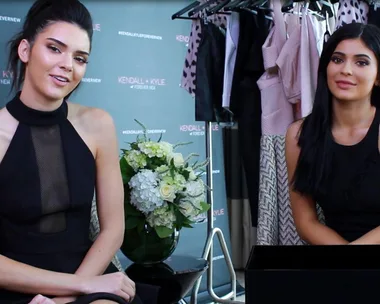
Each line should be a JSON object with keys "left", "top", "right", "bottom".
{"left": 195, "top": 19, "right": 230, "bottom": 122}
{"left": 229, "top": 10, "right": 271, "bottom": 227}
{"left": 368, "top": 4, "right": 380, "bottom": 28}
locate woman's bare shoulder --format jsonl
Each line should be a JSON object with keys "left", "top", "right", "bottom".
{"left": 67, "top": 102, "right": 115, "bottom": 135}
{"left": 286, "top": 119, "right": 304, "bottom": 145}
{"left": 0, "top": 106, "right": 18, "bottom": 131}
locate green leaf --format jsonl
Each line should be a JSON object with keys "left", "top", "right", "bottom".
{"left": 170, "top": 159, "right": 175, "bottom": 179}
{"left": 182, "top": 169, "right": 190, "bottom": 180}
{"left": 157, "top": 132, "right": 163, "bottom": 143}
{"left": 120, "top": 157, "right": 128, "bottom": 184}
{"left": 200, "top": 201, "right": 211, "bottom": 212}
{"left": 182, "top": 222, "right": 194, "bottom": 228}
{"left": 136, "top": 220, "right": 147, "bottom": 237}
{"left": 130, "top": 142, "right": 139, "bottom": 150}
{"left": 125, "top": 216, "right": 141, "bottom": 229}
{"left": 124, "top": 201, "right": 143, "bottom": 217}
{"left": 155, "top": 226, "right": 174, "bottom": 238}
{"left": 134, "top": 119, "right": 148, "bottom": 141}
{"left": 173, "top": 142, "right": 193, "bottom": 149}
{"left": 174, "top": 208, "right": 189, "bottom": 229}
{"left": 120, "top": 157, "right": 134, "bottom": 184}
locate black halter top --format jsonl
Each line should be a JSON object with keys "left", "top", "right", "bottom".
{"left": 0, "top": 92, "right": 96, "bottom": 266}
{"left": 0, "top": 94, "right": 140, "bottom": 304}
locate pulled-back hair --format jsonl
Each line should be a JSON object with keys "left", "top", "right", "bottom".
{"left": 7, "top": 0, "right": 93, "bottom": 94}
{"left": 291, "top": 22, "right": 380, "bottom": 199}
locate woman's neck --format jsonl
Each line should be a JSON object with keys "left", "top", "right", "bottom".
{"left": 19, "top": 83, "right": 63, "bottom": 112}
{"left": 332, "top": 98, "right": 376, "bottom": 130}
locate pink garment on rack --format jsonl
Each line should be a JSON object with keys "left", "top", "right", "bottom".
{"left": 276, "top": 23, "right": 302, "bottom": 106}
{"left": 257, "top": 0, "right": 294, "bottom": 136}
{"left": 300, "top": 13, "right": 319, "bottom": 118}
{"left": 276, "top": 8, "right": 320, "bottom": 120}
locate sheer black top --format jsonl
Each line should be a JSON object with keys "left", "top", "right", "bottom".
{"left": 0, "top": 93, "right": 133, "bottom": 304}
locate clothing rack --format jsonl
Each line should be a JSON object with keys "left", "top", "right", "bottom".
{"left": 189, "top": 121, "right": 243, "bottom": 304}
{"left": 172, "top": 3, "right": 244, "bottom": 303}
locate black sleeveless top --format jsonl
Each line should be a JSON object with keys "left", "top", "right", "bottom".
{"left": 317, "top": 109, "right": 380, "bottom": 243}
{"left": 0, "top": 94, "right": 133, "bottom": 304}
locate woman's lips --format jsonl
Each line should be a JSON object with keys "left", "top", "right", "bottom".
{"left": 335, "top": 80, "right": 356, "bottom": 89}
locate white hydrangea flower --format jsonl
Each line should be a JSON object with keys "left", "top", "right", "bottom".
{"left": 179, "top": 200, "right": 200, "bottom": 219}
{"left": 158, "top": 141, "right": 174, "bottom": 157}
{"left": 128, "top": 169, "right": 164, "bottom": 214}
{"left": 178, "top": 179, "right": 206, "bottom": 220}
{"left": 184, "top": 179, "right": 205, "bottom": 203}
{"left": 156, "top": 165, "right": 170, "bottom": 177}
{"left": 147, "top": 203, "right": 176, "bottom": 229}
{"left": 124, "top": 150, "right": 147, "bottom": 171}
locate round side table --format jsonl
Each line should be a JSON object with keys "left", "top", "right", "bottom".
{"left": 125, "top": 255, "right": 208, "bottom": 304}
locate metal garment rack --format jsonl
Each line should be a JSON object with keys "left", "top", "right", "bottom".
{"left": 190, "top": 121, "right": 244, "bottom": 304}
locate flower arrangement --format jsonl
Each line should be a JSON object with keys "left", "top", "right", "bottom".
{"left": 120, "top": 121, "right": 210, "bottom": 239}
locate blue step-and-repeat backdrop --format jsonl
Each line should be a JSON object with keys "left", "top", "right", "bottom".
{"left": 0, "top": 1, "right": 235, "bottom": 303}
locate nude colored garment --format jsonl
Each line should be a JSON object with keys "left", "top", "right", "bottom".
{"left": 276, "top": 6, "right": 320, "bottom": 120}
{"left": 257, "top": 0, "right": 294, "bottom": 136}
{"left": 300, "top": 11, "right": 319, "bottom": 118}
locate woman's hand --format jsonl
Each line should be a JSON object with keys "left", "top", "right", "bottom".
{"left": 84, "top": 272, "right": 136, "bottom": 302}
{"left": 51, "top": 296, "right": 77, "bottom": 303}
{"left": 29, "top": 295, "right": 56, "bottom": 304}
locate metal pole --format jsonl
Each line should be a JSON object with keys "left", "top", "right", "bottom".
{"left": 190, "top": 121, "right": 244, "bottom": 304}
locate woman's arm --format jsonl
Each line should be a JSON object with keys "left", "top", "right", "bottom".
{"left": 285, "top": 122, "right": 349, "bottom": 245}
{"left": 0, "top": 254, "right": 85, "bottom": 296}
{"left": 74, "top": 109, "right": 125, "bottom": 277}
{"left": 349, "top": 227, "right": 380, "bottom": 245}
{"left": 0, "top": 254, "right": 133, "bottom": 300}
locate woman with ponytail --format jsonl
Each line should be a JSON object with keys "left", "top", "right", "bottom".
{"left": 0, "top": 0, "right": 157, "bottom": 303}
{"left": 286, "top": 22, "right": 380, "bottom": 245}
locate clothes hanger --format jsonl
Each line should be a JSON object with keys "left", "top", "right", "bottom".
{"left": 248, "top": 0, "right": 273, "bottom": 12}
{"left": 188, "top": 0, "right": 220, "bottom": 17}
{"left": 236, "top": 0, "right": 252, "bottom": 8}
{"left": 239, "top": 0, "right": 273, "bottom": 20}
{"left": 282, "top": 0, "right": 296, "bottom": 13}
{"left": 171, "top": 1, "right": 200, "bottom": 20}
{"left": 206, "top": 0, "right": 231, "bottom": 15}
{"left": 318, "top": 0, "right": 334, "bottom": 18}
{"left": 282, "top": 0, "right": 325, "bottom": 19}
{"left": 223, "top": 0, "right": 246, "bottom": 11}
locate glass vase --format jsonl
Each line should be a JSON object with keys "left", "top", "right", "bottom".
{"left": 121, "top": 223, "right": 180, "bottom": 265}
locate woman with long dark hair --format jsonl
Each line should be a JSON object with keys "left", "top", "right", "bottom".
{"left": 0, "top": 0, "right": 153, "bottom": 303}
{"left": 286, "top": 22, "right": 380, "bottom": 245}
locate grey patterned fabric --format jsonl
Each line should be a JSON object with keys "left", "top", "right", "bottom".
{"left": 90, "top": 198, "right": 124, "bottom": 271}
{"left": 257, "top": 135, "right": 325, "bottom": 245}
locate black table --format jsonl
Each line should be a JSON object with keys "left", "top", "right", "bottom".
{"left": 246, "top": 245, "right": 380, "bottom": 304}
{"left": 125, "top": 255, "right": 208, "bottom": 304}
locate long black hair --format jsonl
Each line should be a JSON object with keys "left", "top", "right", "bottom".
{"left": 7, "top": 0, "right": 93, "bottom": 97}
{"left": 291, "top": 22, "right": 380, "bottom": 199}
